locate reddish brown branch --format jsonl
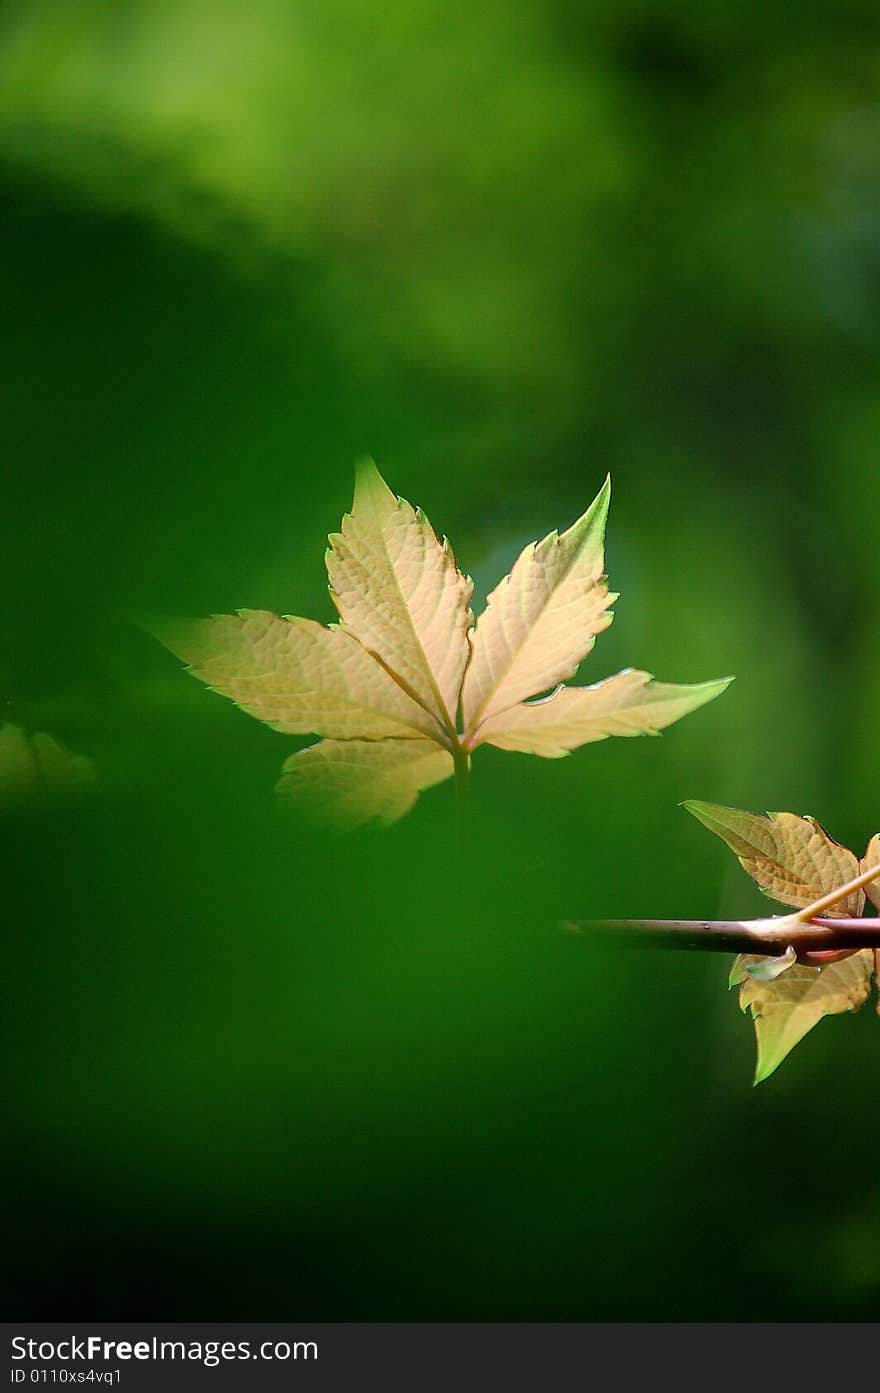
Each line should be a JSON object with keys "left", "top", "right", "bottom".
{"left": 565, "top": 917, "right": 880, "bottom": 956}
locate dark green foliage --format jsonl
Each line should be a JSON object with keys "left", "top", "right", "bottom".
{"left": 2, "top": 0, "right": 880, "bottom": 1321}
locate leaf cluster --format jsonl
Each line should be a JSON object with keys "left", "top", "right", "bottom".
{"left": 0, "top": 723, "right": 96, "bottom": 807}
{"left": 686, "top": 802, "right": 880, "bottom": 1082}
{"left": 153, "top": 462, "right": 728, "bottom": 827}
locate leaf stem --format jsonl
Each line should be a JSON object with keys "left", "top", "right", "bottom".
{"left": 452, "top": 740, "right": 470, "bottom": 844}
{"left": 791, "top": 860, "right": 880, "bottom": 921}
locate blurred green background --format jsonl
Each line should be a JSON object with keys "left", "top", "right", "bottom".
{"left": 3, "top": 0, "right": 880, "bottom": 1320}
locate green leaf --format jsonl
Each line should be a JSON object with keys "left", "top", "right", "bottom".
{"left": 740, "top": 945, "right": 799, "bottom": 982}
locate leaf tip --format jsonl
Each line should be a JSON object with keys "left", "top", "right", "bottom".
{"left": 127, "top": 607, "right": 166, "bottom": 640}
{"left": 354, "top": 453, "right": 379, "bottom": 480}
{"left": 353, "top": 455, "right": 392, "bottom": 507}
{"left": 752, "top": 1054, "right": 778, "bottom": 1086}
{"left": 593, "top": 473, "right": 612, "bottom": 521}
{"left": 689, "top": 675, "right": 736, "bottom": 708}
{"left": 680, "top": 796, "right": 733, "bottom": 822}
{"left": 135, "top": 609, "right": 194, "bottom": 659}
{"left": 563, "top": 474, "right": 613, "bottom": 549}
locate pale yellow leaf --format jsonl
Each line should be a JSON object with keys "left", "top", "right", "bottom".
{"left": 862, "top": 835, "right": 880, "bottom": 913}
{"left": 461, "top": 477, "right": 614, "bottom": 739}
{"left": 472, "top": 669, "right": 731, "bottom": 757}
{"left": 0, "top": 723, "right": 96, "bottom": 806}
{"left": 150, "top": 464, "right": 733, "bottom": 830}
{"left": 326, "top": 459, "right": 473, "bottom": 734}
{"left": 738, "top": 950, "right": 874, "bottom": 1083}
{"left": 683, "top": 802, "right": 865, "bottom": 916}
{"left": 150, "top": 609, "right": 444, "bottom": 742}
{"left": 277, "top": 738, "right": 453, "bottom": 829}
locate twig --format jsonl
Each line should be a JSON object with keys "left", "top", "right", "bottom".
{"left": 789, "top": 860, "right": 880, "bottom": 921}
{"left": 565, "top": 917, "right": 880, "bottom": 956}
{"left": 568, "top": 862, "right": 880, "bottom": 957}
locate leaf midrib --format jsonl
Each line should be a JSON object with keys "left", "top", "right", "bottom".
{"left": 465, "top": 532, "right": 607, "bottom": 741}
{"left": 351, "top": 488, "right": 461, "bottom": 744}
